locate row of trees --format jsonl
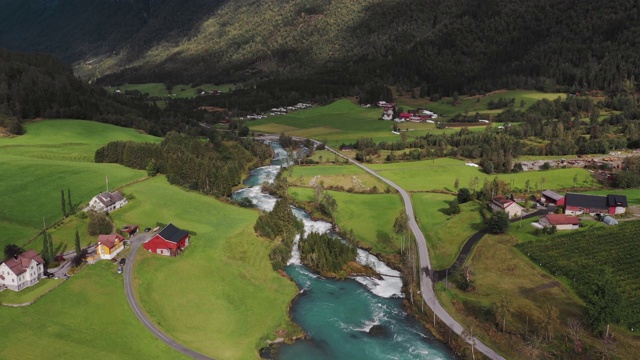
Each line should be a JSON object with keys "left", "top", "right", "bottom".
{"left": 95, "top": 132, "right": 271, "bottom": 198}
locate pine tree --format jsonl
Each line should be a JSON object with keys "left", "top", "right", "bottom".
{"left": 67, "top": 188, "right": 74, "bottom": 215}
{"left": 74, "top": 228, "right": 82, "bottom": 256}
{"left": 61, "top": 190, "right": 67, "bottom": 218}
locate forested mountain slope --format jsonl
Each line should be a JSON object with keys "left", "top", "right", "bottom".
{"left": 2, "top": 0, "right": 640, "bottom": 94}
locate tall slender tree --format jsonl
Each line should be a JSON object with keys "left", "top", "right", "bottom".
{"left": 74, "top": 228, "right": 82, "bottom": 256}
{"left": 61, "top": 190, "right": 67, "bottom": 218}
{"left": 67, "top": 188, "right": 74, "bottom": 215}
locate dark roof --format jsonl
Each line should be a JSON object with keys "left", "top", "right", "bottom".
{"left": 541, "top": 190, "right": 564, "bottom": 201}
{"left": 157, "top": 223, "right": 189, "bottom": 243}
{"left": 94, "top": 191, "right": 125, "bottom": 207}
{"left": 565, "top": 193, "right": 607, "bottom": 209}
{"left": 565, "top": 193, "right": 628, "bottom": 209}
{"left": 607, "top": 194, "right": 628, "bottom": 208}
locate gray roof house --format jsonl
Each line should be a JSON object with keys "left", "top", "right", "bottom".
{"left": 88, "top": 191, "right": 128, "bottom": 213}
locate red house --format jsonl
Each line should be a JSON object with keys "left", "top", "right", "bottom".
{"left": 143, "top": 223, "right": 190, "bottom": 256}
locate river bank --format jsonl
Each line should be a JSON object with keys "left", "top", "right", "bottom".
{"left": 233, "top": 141, "right": 454, "bottom": 360}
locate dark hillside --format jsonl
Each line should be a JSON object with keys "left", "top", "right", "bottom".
{"left": 1, "top": 0, "right": 640, "bottom": 93}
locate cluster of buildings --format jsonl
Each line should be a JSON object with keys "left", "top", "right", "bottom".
{"left": 0, "top": 187, "right": 191, "bottom": 293}
{"left": 489, "top": 191, "right": 628, "bottom": 230}
{"left": 244, "top": 103, "right": 312, "bottom": 119}
{"left": 377, "top": 101, "right": 438, "bottom": 123}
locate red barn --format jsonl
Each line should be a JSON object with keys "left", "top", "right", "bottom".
{"left": 143, "top": 223, "right": 190, "bottom": 256}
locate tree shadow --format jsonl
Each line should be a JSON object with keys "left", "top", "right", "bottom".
{"left": 376, "top": 230, "right": 393, "bottom": 248}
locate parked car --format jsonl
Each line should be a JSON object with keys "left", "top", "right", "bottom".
{"left": 43, "top": 271, "right": 54, "bottom": 278}
{"left": 117, "top": 266, "right": 123, "bottom": 274}
{"left": 145, "top": 227, "right": 151, "bottom": 232}
{"left": 119, "top": 258, "right": 126, "bottom": 266}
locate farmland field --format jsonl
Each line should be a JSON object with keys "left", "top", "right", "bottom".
{"left": 517, "top": 221, "right": 640, "bottom": 326}
{"left": 105, "top": 83, "right": 234, "bottom": 98}
{"left": 285, "top": 164, "right": 387, "bottom": 192}
{"left": 0, "top": 120, "right": 158, "bottom": 249}
{"left": 412, "top": 193, "right": 484, "bottom": 270}
{"left": 0, "top": 261, "right": 185, "bottom": 359}
{"left": 367, "top": 158, "right": 599, "bottom": 192}
{"left": 111, "top": 176, "right": 298, "bottom": 359}
{"left": 288, "top": 187, "right": 404, "bottom": 254}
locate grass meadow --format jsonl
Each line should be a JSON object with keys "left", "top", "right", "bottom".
{"left": 284, "top": 164, "right": 388, "bottom": 192}
{"left": 111, "top": 176, "right": 298, "bottom": 359}
{"left": 411, "top": 193, "right": 484, "bottom": 270}
{"left": 395, "top": 89, "right": 567, "bottom": 118}
{"left": 0, "top": 261, "right": 185, "bottom": 359}
{"left": 105, "top": 83, "right": 234, "bottom": 98}
{"left": 288, "top": 187, "right": 404, "bottom": 254}
{"left": 0, "top": 120, "right": 158, "bottom": 249}
{"left": 367, "top": 158, "right": 599, "bottom": 192}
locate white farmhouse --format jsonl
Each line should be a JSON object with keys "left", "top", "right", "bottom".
{"left": 0, "top": 250, "right": 45, "bottom": 291}
{"left": 89, "top": 191, "right": 128, "bottom": 213}
{"left": 489, "top": 195, "right": 523, "bottom": 218}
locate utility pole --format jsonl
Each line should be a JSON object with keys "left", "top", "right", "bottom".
{"left": 445, "top": 269, "right": 448, "bottom": 290}
{"left": 106, "top": 175, "right": 109, "bottom": 192}
{"left": 42, "top": 216, "right": 46, "bottom": 231}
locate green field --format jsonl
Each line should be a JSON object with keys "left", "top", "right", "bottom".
{"left": 396, "top": 90, "right": 567, "bottom": 118}
{"left": 367, "top": 158, "right": 599, "bottom": 192}
{"left": 0, "top": 261, "right": 185, "bottom": 359}
{"left": 111, "top": 176, "right": 298, "bottom": 359}
{"left": 518, "top": 221, "right": 640, "bottom": 326}
{"left": 249, "top": 99, "right": 428, "bottom": 146}
{"left": 288, "top": 187, "right": 404, "bottom": 254}
{"left": 412, "top": 194, "right": 484, "bottom": 270}
{"left": 105, "top": 83, "right": 234, "bottom": 98}
{"left": 285, "top": 164, "right": 387, "bottom": 192}
{"left": 0, "top": 277, "right": 63, "bottom": 305}
{"left": 0, "top": 120, "right": 159, "bottom": 249}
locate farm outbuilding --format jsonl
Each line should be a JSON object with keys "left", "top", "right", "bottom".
{"left": 143, "top": 223, "right": 190, "bottom": 256}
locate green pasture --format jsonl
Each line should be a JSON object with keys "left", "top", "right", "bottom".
{"left": 367, "top": 158, "right": 599, "bottom": 192}
{"left": 0, "top": 261, "right": 184, "bottom": 359}
{"left": 111, "top": 176, "right": 298, "bottom": 359}
{"left": 288, "top": 187, "right": 404, "bottom": 254}
{"left": 0, "top": 277, "right": 63, "bottom": 305}
{"left": 0, "top": 120, "right": 157, "bottom": 249}
{"left": 285, "top": 164, "right": 387, "bottom": 191}
{"left": 105, "top": 83, "right": 234, "bottom": 98}
{"left": 412, "top": 194, "right": 485, "bottom": 270}
{"left": 249, "top": 99, "right": 428, "bottom": 146}
{"left": 396, "top": 90, "right": 567, "bottom": 118}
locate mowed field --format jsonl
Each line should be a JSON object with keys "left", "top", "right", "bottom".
{"left": 367, "top": 158, "right": 599, "bottom": 192}
{"left": 105, "top": 83, "right": 234, "bottom": 98}
{"left": 288, "top": 187, "right": 404, "bottom": 254}
{"left": 0, "top": 120, "right": 159, "bottom": 249}
{"left": 0, "top": 261, "right": 185, "bottom": 359}
{"left": 412, "top": 193, "right": 484, "bottom": 270}
{"left": 111, "top": 176, "right": 298, "bottom": 359}
{"left": 285, "top": 163, "right": 388, "bottom": 192}
{"left": 396, "top": 90, "right": 567, "bottom": 118}
{"left": 249, "top": 99, "right": 430, "bottom": 147}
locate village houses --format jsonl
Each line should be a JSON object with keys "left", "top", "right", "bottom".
{"left": 88, "top": 191, "right": 128, "bottom": 213}
{"left": 490, "top": 195, "right": 523, "bottom": 218}
{"left": 143, "top": 223, "right": 190, "bottom": 257}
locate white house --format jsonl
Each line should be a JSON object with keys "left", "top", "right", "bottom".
{"left": 0, "top": 250, "right": 45, "bottom": 291}
{"left": 489, "top": 195, "right": 523, "bottom": 218}
{"left": 88, "top": 191, "right": 128, "bottom": 213}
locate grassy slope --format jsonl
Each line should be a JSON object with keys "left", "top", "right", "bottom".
{"left": 0, "top": 120, "right": 159, "bottom": 249}
{"left": 105, "top": 83, "right": 234, "bottom": 98}
{"left": 368, "top": 158, "right": 599, "bottom": 192}
{"left": 249, "top": 99, "right": 424, "bottom": 147}
{"left": 412, "top": 194, "right": 484, "bottom": 270}
{"left": 396, "top": 90, "right": 567, "bottom": 118}
{"left": 0, "top": 261, "right": 185, "bottom": 359}
{"left": 111, "top": 176, "right": 297, "bottom": 359}
{"left": 289, "top": 187, "right": 404, "bottom": 254}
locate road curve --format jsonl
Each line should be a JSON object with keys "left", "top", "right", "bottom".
{"left": 324, "top": 146, "right": 506, "bottom": 360}
{"left": 124, "top": 235, "right": 214, "bottom": 360}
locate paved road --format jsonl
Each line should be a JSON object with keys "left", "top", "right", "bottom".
{"left": 124, "top": 233, "right": 214, "bottom": 360}
{"left": 325, "top": 146, "right": 506, "bottom": 360}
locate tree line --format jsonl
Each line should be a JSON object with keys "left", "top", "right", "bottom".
{"left": 95, "top": 132, "right": 271, "bottom": 198}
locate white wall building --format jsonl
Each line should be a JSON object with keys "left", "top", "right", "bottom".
{"left": 0, "top": 250, "right": 45, "bottom": 291}
{"left": 88, "top": 191, "right": 128, "bottom": 213}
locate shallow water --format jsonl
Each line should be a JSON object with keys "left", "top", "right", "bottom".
{"left": 232, "top": 142, "right": 454, "bottom": 360}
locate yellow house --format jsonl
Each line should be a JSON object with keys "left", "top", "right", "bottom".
{"left": 97, "top": 234, "right": 125, "bottom": 260}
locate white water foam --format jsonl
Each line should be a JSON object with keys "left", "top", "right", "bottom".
{"left": 352, "top": 249, "right": 404, "bottom": 298}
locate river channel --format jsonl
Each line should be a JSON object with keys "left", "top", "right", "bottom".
{"left": 232, "top": 142, "right": 453, "bottom": 360}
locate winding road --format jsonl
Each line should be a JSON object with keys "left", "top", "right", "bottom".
{"left": 124, "top": 233, "right": 214, "bottom": 360}
{"left": 324, "top": 145, "right": 506, "bottom": 360}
